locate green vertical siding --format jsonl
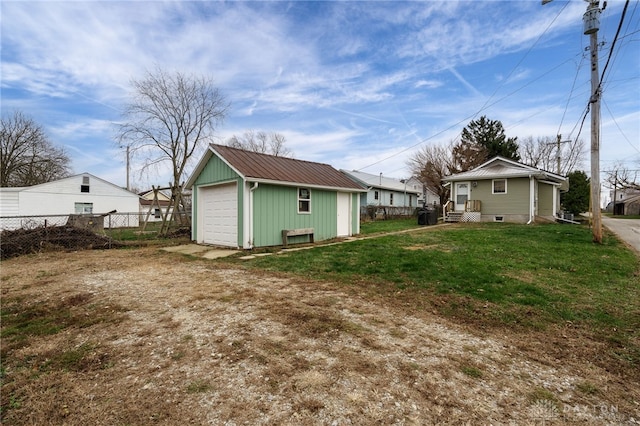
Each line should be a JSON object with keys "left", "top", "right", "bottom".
{"left": 194, "top": 155, "right": 239, "bottom": 185}
{"left": 191, "top": 155, "right": 243, "bottom": 245}
{"left": 252, "top": 184, "right": 338, "bottom": 246}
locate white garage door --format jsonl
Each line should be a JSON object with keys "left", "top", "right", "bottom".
{"left": 200, "top": 183, "right": 237, "bottom": 247}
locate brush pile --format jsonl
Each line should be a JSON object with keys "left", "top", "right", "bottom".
{"left": 1, "top": 225, "right": 122, "bottom": 260}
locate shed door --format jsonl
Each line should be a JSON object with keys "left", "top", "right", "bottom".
{"left": 200, "top": 183, "right": 237, "bottom": 247}
{"left": 337, "top": 192, "right": 350, "bottom": 237}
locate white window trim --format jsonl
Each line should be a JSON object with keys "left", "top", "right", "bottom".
{"left": 74, "top": 202, "right": 93, "bottom": 214}
{"left": 492, "top": 179, "right": 507, "bottom": 194}
{"left": 298, "top": 187, "right": 311, "bottom": 214}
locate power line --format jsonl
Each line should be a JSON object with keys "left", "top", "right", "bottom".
{"left": 557, "top": 55, "right": 586, "bottom": 136}
{"left": 359, "top": 4, "right": 574, "bottom": 172}
{"left": 360, "top": 57, "right": 576, "bottom": 171}
{"left": 598, "top": 0, "right": 631, "bottom": 95}
{"left": 603, "top": 98, "right": 640, "bottom": 154}
{"left": 472, "top": 1, "right": 570, "bottom": 122}
{"left": 566, "top": 1, "right": 634, "bottom": 145}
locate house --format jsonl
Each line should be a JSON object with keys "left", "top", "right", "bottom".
{"left": 341, "top": 170, "right": 425, "bottom": 219}
{"left": 139, "top": 188, "right": 172, "bottom": 222}
{"left": 0, "top": 173, "right": 140, "bottom": 230}
{"left": 442, "top": 157, "right": 568, "bottom": 223}
{"left": 185, "top": 144, "right": 366, "bottom": 249}
{"left": 609, "top": 188, "right": 640, "bottom": 215}
{"left": 405, "top": 176, "right": 440, "bottom": 207}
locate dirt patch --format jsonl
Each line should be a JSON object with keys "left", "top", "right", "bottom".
{"left": 1, "top": 248, "right": 638, "bottom": 425}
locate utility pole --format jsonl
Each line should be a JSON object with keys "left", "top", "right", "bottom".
{"left": 585, "top": 0, "right": 602, "bottom": 243}
{"left": 551, "top": 134, "right": 571, "bottom": 175}
{"left": 543, "top": 0, "right": 602, "bottom": 243}
{"left": 126, "top": 145, "right": 130, "bottom": 192}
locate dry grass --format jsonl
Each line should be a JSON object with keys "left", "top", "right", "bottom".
{"left": 1, "top": 247, "right": 638, "bottom": 425}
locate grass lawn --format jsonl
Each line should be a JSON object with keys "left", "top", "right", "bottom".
{"left": 358, "top": 217, "right": 424, "bottom": 235}
{"left": 232, "top": 221, "right": 640, "bottom": 365}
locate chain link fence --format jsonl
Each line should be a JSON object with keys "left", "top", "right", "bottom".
{"left": 1, "top": 212, "right": 191, "bottom": 260}
{"left": 360, "top": 205, "right": 417, "bottom": 221}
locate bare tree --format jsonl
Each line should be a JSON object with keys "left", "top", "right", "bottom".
{"left": 449, "top": 139, "right": 487, "bottom": 174}
{"left": 604, "top": 161, "right": 639, "bottom": 192}
{"left": 118, "top": 67, "right": 229, "bottom": 194}
{"left": 1, "top": 110, "right": 71, "bottom": 187}
{"left": 226, "top": 130, "right": 292, "bottom": 157}
{"left": 406, "top": 142, "right": 453, "bottom": 205}
{"left": 519, "top": 136, "right": 585, "bottom": 175}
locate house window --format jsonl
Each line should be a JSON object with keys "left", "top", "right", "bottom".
{"left": 298, "top": 188, "right": 310, "bottom": 213}
{"left": 374, "top": 190, "right": 379, "bottom": 201}
{"left": 154, "top": 208, "right": 161, "bottom": 219}
{"left": 493, "top": 179, "right": 507, "bottom": 194}
{"left": 81, "top": 176, "right": 90, "bottom": 193}
{"left": 409, "top": 196, "right": 413, "bottom": 207}
{"left": 390, "top": 193, "right": 394, "bottom": 205}
{"left": 74, "top": 202, "right": 93, "bottom": 214}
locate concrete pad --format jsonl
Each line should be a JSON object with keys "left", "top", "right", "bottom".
{"left": 202, "top": 250, "right": 239, "bottom": 259}
{"left": 162, "top": 244, "right": 212, "bottom": 254}
{"left": 162, "top": 244, "right": 239, "bottom": 259}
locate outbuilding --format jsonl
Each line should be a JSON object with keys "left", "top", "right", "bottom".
{"left": 185, "top": 144, "right": 366, "bottom": 249}
{"left": 0, "top": 173, "right": 140, "bottom": 230}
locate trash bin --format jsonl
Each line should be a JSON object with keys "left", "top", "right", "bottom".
{"left": 418, "top": 209, "right": 428, "bottom": 225}
{"left": 426, "top": 207, "right": 438, "bottom": 225}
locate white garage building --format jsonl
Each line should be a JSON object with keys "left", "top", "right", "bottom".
{"left": 0, "top": 173, "right": 140, "bottom": 230}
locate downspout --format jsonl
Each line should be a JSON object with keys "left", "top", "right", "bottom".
{"left": 552, "top": 183, "right": 558, "bottom": 220}
{"left": 248, "top": 182, "right": 259, "bottom": 249}
{"left": 527, "top": 174, "right": 534, "bottom": 224}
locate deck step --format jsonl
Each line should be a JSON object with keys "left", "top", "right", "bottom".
{"left": 445, "top": 212, "right": 463, "bottom": 223}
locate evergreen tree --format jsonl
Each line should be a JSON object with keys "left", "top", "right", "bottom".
{"left": 452, "top": 116, "right": 519, "bottom": 172}
{"left": 561, "top": 170, "right": 590, "bottom": 215}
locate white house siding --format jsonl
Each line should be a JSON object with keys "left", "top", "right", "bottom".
{"left": 0, "top": 189, "right": 21, "bottom": 216}
{"left": 0, "top": 174, "right": 140, "bottom": 230}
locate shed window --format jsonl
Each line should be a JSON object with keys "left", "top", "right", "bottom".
{"left": 298, "top": 188, "right": 310, "bottom": 213}
{"left": 74, "top": 202, "right": 93, "bottom": 214}
{"left": 493, "top": 179, "right": 507, "bottom": 194}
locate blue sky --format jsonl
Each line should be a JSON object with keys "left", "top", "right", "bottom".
{"left": 2, "top": 1, "right": 639, "bottom": 192}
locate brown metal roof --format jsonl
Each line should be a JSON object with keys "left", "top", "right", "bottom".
{"left": 211, "top": 144, "right": 365, "bottom": 190}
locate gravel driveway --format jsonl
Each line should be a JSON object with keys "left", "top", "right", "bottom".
{"left": 2, "top": 247, "right": 638, "bottom": 425}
